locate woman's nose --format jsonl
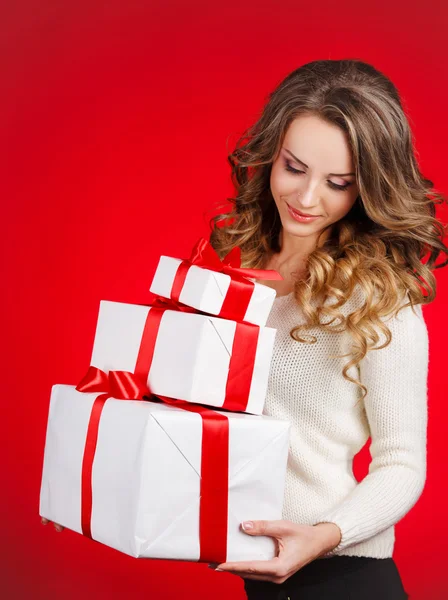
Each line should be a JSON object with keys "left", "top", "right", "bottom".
{"left": 297, "top": 181, "right": 321, "bottom": 208}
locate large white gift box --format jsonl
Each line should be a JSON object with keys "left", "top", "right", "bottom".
{"left": 90, "top": 300, "right": 277, "bottom": 415}
{"left": 149, "top": 255, "right": 277, "bottom": 327}
{"left": 39, "top": 384, "right": 291, "bottom": 561}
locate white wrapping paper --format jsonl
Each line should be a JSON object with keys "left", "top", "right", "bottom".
{"left": 90, "top": 300, "right": 276, "bottom": 415}
{"left": 39, "top": 384, "right": 291, "bottom": 561}
{"left": 150, "top": 256, "right": 277, "bottom": 327}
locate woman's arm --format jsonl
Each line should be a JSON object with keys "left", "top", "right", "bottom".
{"left": 313, "top": 300, "right": 429, "bottom": 555}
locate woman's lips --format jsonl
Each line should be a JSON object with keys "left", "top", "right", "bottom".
{"left": 286, "top": 202, "right": 322, "bottom": 223}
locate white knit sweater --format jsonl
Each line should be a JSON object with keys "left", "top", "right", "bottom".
{"left": 263, "top": 284, "right": 429, "bottom": 559}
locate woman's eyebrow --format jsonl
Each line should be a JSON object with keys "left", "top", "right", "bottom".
{"left": 283, "top": 148, "right": 355, "bottom": 177}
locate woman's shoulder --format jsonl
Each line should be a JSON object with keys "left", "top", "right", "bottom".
{"left": 338, "top": 282, "right": 426, "bottom": 324}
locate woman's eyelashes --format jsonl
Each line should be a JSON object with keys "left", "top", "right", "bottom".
{"left": 284, "top": 160, "right": 352, "bottom": 192}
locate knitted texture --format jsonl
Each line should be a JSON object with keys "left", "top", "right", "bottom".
{"left": 264, "top": 285, "right": 429, "bottom": 559}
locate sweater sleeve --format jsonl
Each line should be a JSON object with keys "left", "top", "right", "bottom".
{"left": 312, "top": 299, "right": 429, "bottom": 555}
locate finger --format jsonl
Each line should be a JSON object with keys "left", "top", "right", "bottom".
{"left": 229, "top": 571, "right": 282, "bottom": 582}
{"left": 216, "top": 557, "right": 282, "bottom": 576}
{"left": 53, "top": 523, "right": 64, "bottom": 532}
{"left": 41, "top": 517, "right": 49, "bottom": 525}
{"left": 236, "top": 573, "right": 276, "bottom": 583}
{"left": 240, "top": 520, "right": 290, "bottom": 538}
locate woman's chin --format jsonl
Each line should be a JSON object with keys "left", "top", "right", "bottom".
{"left": 280, "top": 218, "right": 323, "bottom": 238}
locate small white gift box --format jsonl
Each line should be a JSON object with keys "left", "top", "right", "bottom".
{"left": 90, "top": 300, "right": 277, "bottom": 415}
{"left": 150, "top": 255, "right": 277, "bottom": 327}
{"left": 39, "top": 384, "right": 291, "bottom": 562}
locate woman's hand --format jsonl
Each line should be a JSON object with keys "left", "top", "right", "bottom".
{"left": 41, "top": 517, "right": 64, "bottom": 532}
{"left": 210, "top": 520, "right": 341, "bottom": 584}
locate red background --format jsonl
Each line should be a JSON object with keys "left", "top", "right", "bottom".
{"left": 2, "top": 2, "right": 447, "bottom": 598}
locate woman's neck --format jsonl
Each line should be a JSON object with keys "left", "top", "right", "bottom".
{"left": 267, "top": 228, "right": 326, "bottom": 270}
{"left": 259, "top": 227, "right": 331, "bottom": 294}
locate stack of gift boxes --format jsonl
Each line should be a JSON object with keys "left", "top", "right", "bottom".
{"left": 39, "top": 239, "right": 291, "bottom": 564}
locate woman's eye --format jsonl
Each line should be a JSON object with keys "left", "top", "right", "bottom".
{"left": 284, "top": 161, "right": 304, "bottom": 175}
{"left": 284, "top": 160, "right": 351, "bottom": 192}
{"left": 328, "top": 181, "right": 351, "bottom": 192}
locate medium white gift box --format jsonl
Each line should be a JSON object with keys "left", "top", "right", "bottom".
{"left": 90, "top": 300, "right": 277, "bottom": 415}
{"left": 149, "top": 255, "right": 277, "bottom": 327}
{"left": 39, "top": 384, "right": 291, "bottom": 561}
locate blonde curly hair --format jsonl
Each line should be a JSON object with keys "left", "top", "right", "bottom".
{"left": 209, "top": 58, "right": 448, "bottom": 401}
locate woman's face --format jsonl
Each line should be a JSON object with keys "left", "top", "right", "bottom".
{"left": 270, "top": 114, "right": 360, "bottom": 243}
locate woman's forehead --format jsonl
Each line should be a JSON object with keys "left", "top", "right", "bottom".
{"left": 282, "top": 115, "right": 355, "bottom": 174}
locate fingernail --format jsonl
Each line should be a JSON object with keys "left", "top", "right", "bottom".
{"left": 242, "top": 521, "right": 253, "bottom": 530}
{"left": 207, "top": 564, "right": 223, "bottom": 571}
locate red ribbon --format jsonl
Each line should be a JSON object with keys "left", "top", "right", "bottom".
{"left": 169, "top": 238, "right": 282, "bottom": 323}
{"left": 76, "top": 366, "right": 229, "bottom": 563}
{"left": 135, "top": 295, "right": 260, "bottom": 412}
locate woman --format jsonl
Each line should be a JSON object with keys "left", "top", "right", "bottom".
{"left": 42, "top": 58, "right": 447, "bottom": 599}
{"left": 206, "top": 59, "right": 448, "bottom": 599}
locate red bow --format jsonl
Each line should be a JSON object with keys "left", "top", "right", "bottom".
{"left": 76, "top": 366, "right": 151, "bottom": 400}
{"left": 177, "top": 237, "right": 283, "bottom": 282}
